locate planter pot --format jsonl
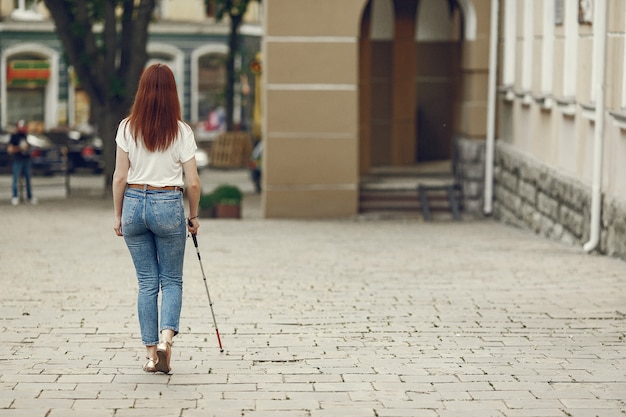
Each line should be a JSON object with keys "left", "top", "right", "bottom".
{"left": 199, "top": 207, "right": 216, "bottom": 218}
{"left": 215, "top": 204, "right": 241, "bottom": 219}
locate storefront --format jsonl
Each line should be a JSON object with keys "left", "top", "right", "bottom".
{"left": 0, "top": 19, "right": 261, "bottom": 137}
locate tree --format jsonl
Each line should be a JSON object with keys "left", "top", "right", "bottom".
{"left": 43, "top": 0, "right": 156, "bottom": 191}
{"left": 209, "top": 0, "right": 258, "bottom": 131}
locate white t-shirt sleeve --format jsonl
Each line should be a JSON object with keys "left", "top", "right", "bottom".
{"left": 179, "top": 122, "right": 197, "bottom": 163}
{"left": 115, "top": 119, "right": 130, "bottom": 152}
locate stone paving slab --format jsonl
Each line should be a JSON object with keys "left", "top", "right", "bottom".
{"left": 0, "top": 194, "right": 625, "bottom": 417}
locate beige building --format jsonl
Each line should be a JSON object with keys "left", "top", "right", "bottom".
{"left": 261, "top": 0, "right": 626, "bottom": 259}
{"left": 493, "top": 0, "right": 626, "bottom": 259}
{"left": 262, "top": 0, "right": 488, "bottom": 219}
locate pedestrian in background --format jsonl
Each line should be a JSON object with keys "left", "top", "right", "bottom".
{"left": 112, "top": 63, "right": 201, "bottom": 374}
{"left": 8, "top": 120, "right": 37, "bottom": 205}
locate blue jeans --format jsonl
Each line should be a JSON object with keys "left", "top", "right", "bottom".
{"left": 122, "top": 187, "right": 187, "bottom": 346}
{"left": 12, "top": 159, "right": 32, "bottom": 199}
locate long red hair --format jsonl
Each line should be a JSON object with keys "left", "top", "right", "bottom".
{"left": 128, "top": 64, "right": 181, "bottom": 152}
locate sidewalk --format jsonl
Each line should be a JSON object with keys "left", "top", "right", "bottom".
{"left": 0, "top": 172, "right": 625, "bottom": 417}
{"left": 0, "top": 168, "right": 262, "bottom": 218}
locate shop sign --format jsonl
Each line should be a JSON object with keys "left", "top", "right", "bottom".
{"left": 7, "top": 60, "right": 50, "bottom": 88}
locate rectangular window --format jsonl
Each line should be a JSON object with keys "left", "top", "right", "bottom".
{"left": 590, "top": 0, "right": 603, "bottom": 103}
{"left": 622, "top": 7, "right": 626, "bottom": 107}
{"left": 555, "top": 0, "right": 564, "bottom": 25}
{"left": 563, "top": 0, "right": 578, "bottom": 98}
{"left": 521, "top": 0, "right": 533, "bottom": 93}
{"left": 578, "top": 0, "right": 593, "bottom": 24}
{"left": 14, "top": 0, "right": 37, "bottom": 10}
{"left": 541, "top": 0, "right": 555, "bottom": 96}
{"left": 205, "top": 1, "right": 215, "bottom": 17}
{"left": 502, "top": 0, "right": 517, "bottom": 87}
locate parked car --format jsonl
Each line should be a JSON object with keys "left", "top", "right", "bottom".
{"left": 249, "top": 141, "right": 262, "bottom": 193}
{"left": 0, "top": 132, "right": 11, "bottom": 173}
{"left": 66, "top": 131, "right": 103, "bottom": 174}
{"left": 45, "top": 130, "right": 103, "bottom": 174}
{"left": 0, "top": 131, "right": 66, "bottom": 176}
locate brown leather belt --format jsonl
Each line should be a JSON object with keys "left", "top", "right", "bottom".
{"left": 127, "top": 184, "right": 183, "bottom": 192}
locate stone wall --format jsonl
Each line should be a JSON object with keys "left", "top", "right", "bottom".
{"left": 454, "top": 137, "right": 486, "bottom": 216}
{"left": 601, "top": 193, "right": 626, "bottom": 259}
{"left": 493, "top": 141, "right": 626, "bottom": 260}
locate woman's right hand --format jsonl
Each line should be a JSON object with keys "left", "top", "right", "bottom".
{"left": 187, "top": 217, "right": 199, "bottom": 235}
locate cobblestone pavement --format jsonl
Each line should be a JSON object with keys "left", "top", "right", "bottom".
{"left": 0, "top": 173, "right": 625, "bottom": 417}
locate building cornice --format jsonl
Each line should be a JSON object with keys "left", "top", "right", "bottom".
{"left": 0, "top": 19, "right": 262, "bottom": 37}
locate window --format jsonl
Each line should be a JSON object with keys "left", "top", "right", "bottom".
{"left": 14, "top": 0, "right": 37, "bottom": 10}
{"left": 578, "top": 0, "right": 593, "bottom": 24}
{"left": 11, "top": 0, "right": 44, "bottom": 20}
{"left": 205, "top": 1, "right": 215, "bottom": 17}
{"left": 555, "top": 0, "right": 564, "bottom": 25}
{"left": 541, "top": 0, "right": 555, "bottom": 97}
{"left": 521, "top": 0, "right": 533, "bottom": 96}
{"left": 197, "top": 53, "right": 227, "bottom": 135}
{"left": 622, "top": 6, "right": 626, "bottom": 107}
{"left": 502, "top": 0, "right": 516, "bottom": 88}
{"left": 562, "top": 0, "right": 578, "bottom": 98}
{"left": 590, "top": 0, "right": 603, "bottom": 103}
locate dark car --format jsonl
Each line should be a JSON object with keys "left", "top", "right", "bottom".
{"left": 0, "top": 132, "right": 11, "bottom": 173}
{"left": 26, "top": 133, "right": 67, "bottom": 176}
{"left": 0, "top": 132, "right": 66, "bottom": 176}
{"left": 45, "top": 130, "right": 103, "bottom": 174}
{"left": 66, "top": 132, "right": 104, "bottom": 174}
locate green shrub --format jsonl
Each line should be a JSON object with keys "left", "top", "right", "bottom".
{"left": 212, "top": 184, "right": 242, "bottom": 205}
{"left": 199, "top": 192, "right": 218, "bottom": 210}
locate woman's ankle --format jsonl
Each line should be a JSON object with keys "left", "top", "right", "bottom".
{"left": 146, "top": 345, "right": 157, "bottom": 359}
{"left": 161, "top": 329, "right": 175, "bottom": 345}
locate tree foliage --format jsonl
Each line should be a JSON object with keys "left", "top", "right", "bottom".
{"left": 43, "top": 0, "right": 156, "bottom": 190}
{"left": 209, "top": 0, "right": 258, "bottom": 131}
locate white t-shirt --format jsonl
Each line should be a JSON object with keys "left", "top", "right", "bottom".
{"left": 115, "top": 119, "right": 197, "bottom": 187}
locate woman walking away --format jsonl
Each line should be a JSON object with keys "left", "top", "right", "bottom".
{"left": 112, "top": 63, "right": 201, "bottom": 374}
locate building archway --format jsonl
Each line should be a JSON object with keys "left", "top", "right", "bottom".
{"left": 190, "top": 44, "right": 229, "bottom": 140}
{"left": 359, "top": 0, "right": 472, "bottom": 174}
{"left": 1, "top": 43, "right": 59, "bottom": 130}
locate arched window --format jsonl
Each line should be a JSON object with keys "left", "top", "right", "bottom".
{"left": 191, "top": 44, "right": 229, "bottom": 139}
{"left": 1, "top": 43, "right": 59, "bottom": 130}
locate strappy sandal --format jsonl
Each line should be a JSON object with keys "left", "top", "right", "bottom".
{"left": 143, "top": 357, "right": 158, "bottom": 373}
{"left": 155, "top": 341, "right": 172, "bottom": 373}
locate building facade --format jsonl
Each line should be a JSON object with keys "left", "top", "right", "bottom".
{"left": 0, "top": 0, "right": 262, "bottom": 139}
{"left": 492, "top": 0, "right": 626, "bottom": 259}
{"left": 261, "top": 0, "right": 626, "bottom": 259}
{"left": 2, "top": 0, "right": 624, "bottom": 259}
{"left": 262, "top": 0, "right": 487, "bottom": 217}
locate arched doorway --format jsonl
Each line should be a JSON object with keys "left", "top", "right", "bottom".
{"left": 359, "top": 0, "right": 471, "bottom": 174}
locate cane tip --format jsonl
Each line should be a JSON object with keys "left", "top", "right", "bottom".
{"left": 220, "top": 349, "right": 224, "bottom": 353}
